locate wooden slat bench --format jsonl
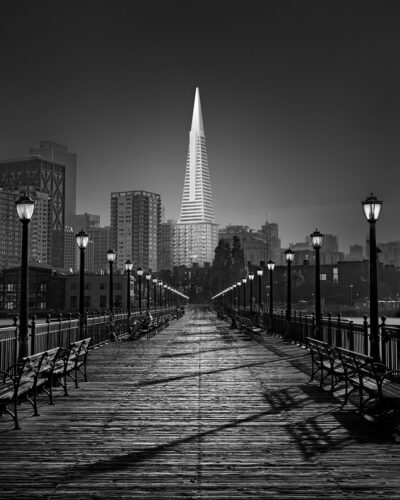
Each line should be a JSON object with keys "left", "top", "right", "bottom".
{"left": 0, "top": 347, "right": 62, "bottom": 430}
{"left": 52, "top": 337, "right": 91, "bottom": 396}
{"left": 237, "top": 317, "right": 265, "bottom": 342}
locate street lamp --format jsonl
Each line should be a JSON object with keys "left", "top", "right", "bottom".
{"left": 125, "top": 260, "right": 133, "bottom": 332}
{"left": 242, "top": 277, "right": 247, "bottom": 313}
{"left": 285, "top": 249, "right": 294, "bottom": 337}
{"left": 248, "top": 272, "right": 254, "bottom": 313}
{"left": 311, "top": 229, "right": 324, "bottom": 340}
{"left": 362, "top": 193, "right": 383, "bottom": 361}
{"left": 146, "top": 272, "right": 151, "bottom": 311}
{"left": 232, "top": 283, "right": 237, "bottom": 311}
{"left": 76, "top": 229, "right": 89, "bottom": 339}
{"left": 152, "top": 277, "right": 158, "bottom": 317}
{"left": 236, "top": 281, "right": 241, "bottom": 313}
{"left": 267, "top": 260, "right": 275, "bottom": 328}
{"left": 15, "top": 194, "right": 35, "bottom": 359}
{"left": 137, "top": 267, "right": 143, "bottom": 313}
{"left": 158, "top": 280, "right": 163, "bottom": 312}
{"left": 164, "top": 283, "right": 168, "bottom": 312}
{"left": 106, "top": 248, "right": 117, "bottom": 341}
{"left": 257, "top": 267, "right": 263, "bottom": 310}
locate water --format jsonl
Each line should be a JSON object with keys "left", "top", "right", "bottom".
{"left": 345, "top": 317, "right": 400, "bottom": 326}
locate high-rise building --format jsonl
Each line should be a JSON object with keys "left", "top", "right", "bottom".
{"left": 159, "top": 220, "right": 176, "bottom": 272}
{"left": 0, "top": 157, "right": 65, "bottom": 268}
{"left": 110, "top": 190, "right": 161, "bottom": 272}
{"left": 348, "top": 244, "right": 364, "bottom": 261}
{"left": 0, "top": 187, "right": 51, "bottom": 268}
{"left": 72, "top": 213, "right": 100, "bottom": 231}
{"left": 64, "top": 226, "right": 77, "bottom": 271}
{"left": 91, "top": 226, "right": 111, "bottom": 273}
{"left": 175, "top": 87, "right": 218, "bottom": 267}
{"left": 29, "top": 141, "right": 77, "bottom": 227}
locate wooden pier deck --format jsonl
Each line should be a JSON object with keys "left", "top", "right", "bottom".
{"left": 1, "top": 307, "right": 400, "bottom": 498}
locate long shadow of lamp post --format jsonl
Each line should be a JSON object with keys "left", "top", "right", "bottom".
{"left": 137, "top": 267, "right": 143, "bottom": 314}
{"left": 15, "top": 194, "right": 36, "bottom": 359}
{"left": 257, "top": 267, "right": 263, "bottom": 311}
{"left": 311, "top": 229, "right": 324, "bottom": 341}
{"left": 285, "top": 248, "right": 294, "bottom": 338}
{"left": 152, "top": 276, "right": 158, "bottom": 317}
{"left": 267, "top": 259, "right": 275, "bottom": 330}
{"left": 248, "top": 272, "right": 254, "bottom": 314}
{"left": 76, "top": 229, "right": 89, "bottom": 340}
{"left": 146, "top": 272, "right": 151, "bottom": 311}
{"left": 362, "top": 193, "right": 382, "bottom": 361}
{"left": 125, "top": 259, "right": 133, "bottom": 334}
{"left": 106, "top": 249, "right": 117, "bottom": 341}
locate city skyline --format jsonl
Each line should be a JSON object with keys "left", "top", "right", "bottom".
{"left": 0, "top": 2, "right": 399, "bottom": 253}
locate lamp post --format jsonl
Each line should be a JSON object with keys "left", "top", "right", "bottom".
{"left": 76, "top": 229, "right": 89, "bottom": 339}
{"left": 257, "top": 267, "right": 263, "bottom": 310}
{"left": 362, "top": 193, "right": 383, "bottom": 361}
{"left": 311, "top": 229, "right": 324, "bottom": 340}
{"left": 146, "top": 272, "right": 151, "bottom": 311}
{"left": 267, "top": 259, "right": 275, "bottom": 328}
{"left": 248, "top": 272, "right": 254, "bottom": 313}
{"left": 232, "top": 284, "right": 237, "bottom": 312}
{"left": 236, "top": 281, "right": 241, "bottom": 313}
{"left": 285, "top": 249, "right": 294, "bottom": 337}
{"left": 125, "top": 260, "right": 133, "bottom": 332}
{"left": 242, "top": 277, "right": 247, "bottom": 313}
{"left": 164, "top": 283, "right": 168, "bottom": 313}
{"left": 137, "top": 267, "right": 143, "bottom": 313}
{"left": 107, "top": 249, "right": 117, "bottom": 341}
{"left": 152, "top": 277, "right": 158, "bottom": 317}
{"left": 15, "top": 194, "right": 36, "bottom": 359}
{"left": 158, "top": 280, "right": 163, "bottom": 312}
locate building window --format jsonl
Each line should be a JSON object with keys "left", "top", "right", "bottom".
{"left": 70, "top": 296, "right": 77, "bottom": 309}
{"left": 84, "top": 296, "right": 91, "bottom": 308}
{"left": 84, "top": 283, "right": 91, "bottom": 290}
{"left": 99, "top": 295, "right": 107, "bottom": 308}
{"left": 100, "top": 282, "right": 106, "bottom": 290}
{"left": 333, "top": 268, "right": 338, "bottom": 283}
{"left": 70, "top": 283, "right": 77, "bottom": 290}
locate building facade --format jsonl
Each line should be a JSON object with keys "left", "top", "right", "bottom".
{"left": 0, "top": 157, "right": 65, "bottom": 268}
{"left": 175, "top": 87, "right": 218, "bottom": 266}
{"left": 110, "top": 190, "right": 161, "bottom": 272}
{"left": 29, "top": 141, "right": 77, "bottom": 227}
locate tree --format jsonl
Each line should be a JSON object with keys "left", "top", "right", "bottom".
{"left": 210, "top": 239, "right": 232, "bottom": 294}
{"left": 231, "top": 235, "right": 245, "bottom": 284}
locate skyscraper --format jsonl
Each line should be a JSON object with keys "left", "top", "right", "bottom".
{"left": 110, "top": 190, "right": 161, "bottom": 272}
{"left": 175, "top": 87, "right": 218, "bottom": 267}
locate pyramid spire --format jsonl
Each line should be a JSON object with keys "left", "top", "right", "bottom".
{"left": 190, "top": 87, "right": 204, "bottom": 135}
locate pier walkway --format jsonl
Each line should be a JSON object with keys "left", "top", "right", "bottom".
{"left": 1, "top": 307, "right": 400, "bottom": 498}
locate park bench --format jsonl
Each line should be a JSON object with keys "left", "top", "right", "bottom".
{"left": 52, "top": 337, "right": 91, "bottom": 396}
{"left": 305, "top": 339, "right": 400, "bottom": 418}
{"left": 237, "top": 316, "right": 265, "bottom": 342}
{"left": 0, "top": 347, "right": 62, "bottom": 430}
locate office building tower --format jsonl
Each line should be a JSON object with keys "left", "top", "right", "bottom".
{"left": 175, "top": 87, "right": 218, "bottom": 266}
{"left": 111, "top": 190, "right": 161, "bottom": 272}
{"left": 0, "top": 157, "right": 65, "bottom": 267}
{"left": 29, "top": 141, "right": 77, "bottom": 226}
{"left": 159, "top": 220, "right": 176, "bottom": 272}
{"left": 0, "top": 188, "right": 51, "bottom": 268}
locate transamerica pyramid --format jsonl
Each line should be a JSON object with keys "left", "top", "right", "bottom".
{"left": 174, "top": 87, "right": 218, "bottom": 267}
{"left": 179, "top": 87, "right": 215, "bottom": 223}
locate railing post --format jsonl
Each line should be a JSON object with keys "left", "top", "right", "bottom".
{"left": 13, "top": 316, "right": 19, "bottom": 370}
{"left": 46, "top": 314, "right": 51, "bottom": 350}
{"left": 30, "top": 315, "right": 36, "bottom": 356}
{"left": 311, "top": 313, "right": 316, "bottom": 339}
{"left": 336, "top": 313, "right": 342, "bottom": 348}
{"left": 380, "top": 316, "right": 386, "bottom": 366}
{"left": 58, "top": 313, "right": 63, "bottom": 347}
{"left": 327, "top": 313, "right": 332, "bottom": 345}
{"left": 363, "top": 314, "right": 369, "bottom": 356}
{"left": 349, "top": 320, "right": 354, "bottom": 351}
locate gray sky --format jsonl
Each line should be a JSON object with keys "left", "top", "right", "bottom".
{"left": 0, "top": 0, "right": 399, "bottom": 253}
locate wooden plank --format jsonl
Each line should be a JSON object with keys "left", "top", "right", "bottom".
{"left": 0, "top": 307, "right": 399, "bottom": 498}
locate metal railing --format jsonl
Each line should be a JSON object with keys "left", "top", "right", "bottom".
{"left": 0, "top": 307, "right": 178, "bottom": 371}
{"left": 217, "top": 306, "right": 400, "bottom": 371}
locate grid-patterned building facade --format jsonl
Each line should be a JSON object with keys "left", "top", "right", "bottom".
{"left": 111, "top": 190, "right": 161, "bottom": 272}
